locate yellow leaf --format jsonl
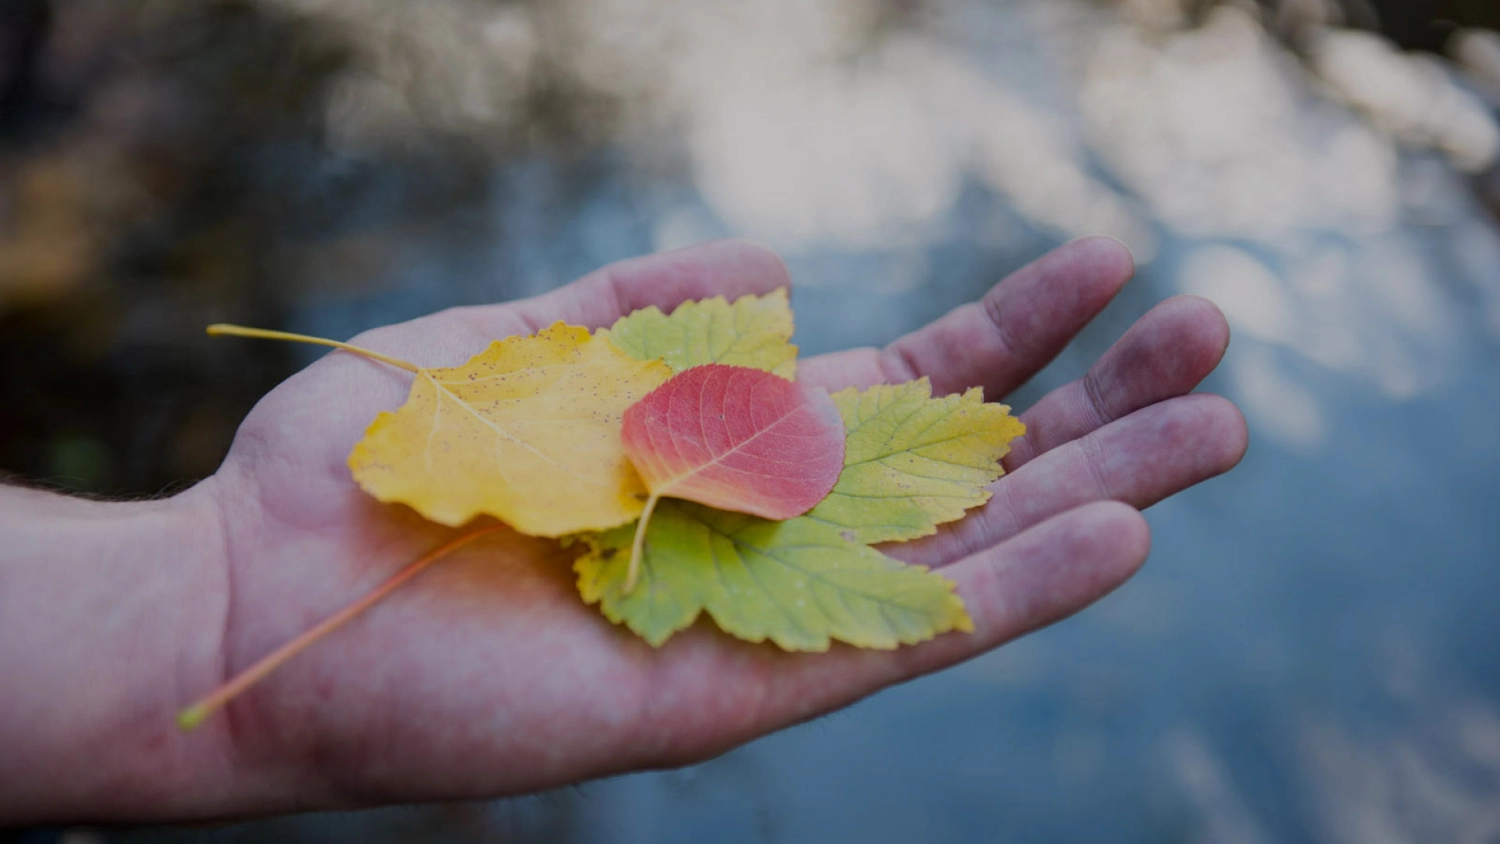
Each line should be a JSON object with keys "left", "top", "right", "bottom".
{"left": 806, "top": 379, "right": 1026, "bottom": 544}
{"left": 348, "top": 322, "right": 671, "bottom": 536}
{"left": 599, "top": 288, "right": 798, "bottom": 378}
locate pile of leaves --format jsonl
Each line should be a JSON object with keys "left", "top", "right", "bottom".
{"left": 345, "top": 289, "right": 1024, "bottom": 650}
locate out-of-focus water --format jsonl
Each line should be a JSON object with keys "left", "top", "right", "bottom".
{"left": 8, "top": 1, "right": 1500, "bottom": 841}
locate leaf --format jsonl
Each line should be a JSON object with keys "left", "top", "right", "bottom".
{"left": 621, "top": 364, "right": 846, "bottom": 520}
{"left": 347, "top": 322, "right": 672, "bottom": 536}
{"left": 805, "top": 378, "right": 1026, "bottom": 544}
{"left": 576, "top": 501, "right": 973, "bottom": 650}
{"left": 600, "top": 288, "right": 798, "bottom": 378}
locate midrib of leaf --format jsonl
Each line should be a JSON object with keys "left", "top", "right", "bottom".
{"left": 859, "top": 456, "right": 998, "bottom": 483}
{"left": 840, "top": 394, "right": 1005, "bottom": 472}
{"left": 651, "top": 383, "right": 813, "bottom": 497}
{"left": 854, "top": 398, "right": 958, "bottom": 467}
{"left": 426, "top": 371, "right": 592, "bottom": 482}
{"left": 716, "top": 534, "right": 817, "bottom": 642}
{"left": 810, "top": 488, "right": 983, "bottom": 502}
{"left": 842, "top": 428, "right": 1003, "bottom": 471}
{"left": 842, "top": 392, "right": 932, "bottom": 464}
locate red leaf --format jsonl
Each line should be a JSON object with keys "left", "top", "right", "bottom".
{"left": 623, "top": 364, "right": 846, "bottom": 517}
{"left": 619, "top": 364, "right": 846, "bottom": 590}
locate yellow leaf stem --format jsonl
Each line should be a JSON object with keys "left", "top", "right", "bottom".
{"left": 623, "top": 492, "right": 661, "bottom": 595}
{"left": 206, "top": 324, "right": 420, "bottom": 373}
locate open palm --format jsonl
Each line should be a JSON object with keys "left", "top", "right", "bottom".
{"left": 190, "top": 238, "right": 1246, "bottom": 814}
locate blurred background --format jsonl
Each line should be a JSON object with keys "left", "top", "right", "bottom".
{"left": 3, "top": 0, "right": 1499, "bottom": 841}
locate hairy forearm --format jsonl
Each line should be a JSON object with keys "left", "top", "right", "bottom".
{"left": 0, "top": 482, "right": 234, "bottom": 824}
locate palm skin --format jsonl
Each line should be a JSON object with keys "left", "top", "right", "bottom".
{"left": 177, "top": 237, "right": 1246, "bottom": 815}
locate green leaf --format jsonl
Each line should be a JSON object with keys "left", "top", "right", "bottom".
{"left": 806, "top": 379, "right": 1026, "bottom": 544}
{"left": 600, "top": 288, "right": 798, "bottom": 378}
{"left": 576, "top": 500, "right": 972, "bottom": 651}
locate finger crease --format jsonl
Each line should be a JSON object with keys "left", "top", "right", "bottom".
{"left": 980, "top": 481, "right": 1022, "bottom": 554}
{"left": 1076, "top": 434, "right": 1115, "bottom": 502}
{"left": 1081, "top": 368, "right": 1115, "bottom": 429}
{"left": 596, "top": 266, "right": 630, "bottom": 322}
{"left": 981, "top": 293, "right": 1029, "bottom": 368}
{"left": 878, "top": 342, "right": 922, "bottom": 384}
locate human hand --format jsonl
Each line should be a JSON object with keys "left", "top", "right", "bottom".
{"left": 49, "top": 238, "right": 1247, "bottom": 819}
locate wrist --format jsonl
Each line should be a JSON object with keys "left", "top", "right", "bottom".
{"left": 0, "top": 480, "right": 238, "bottom": 824}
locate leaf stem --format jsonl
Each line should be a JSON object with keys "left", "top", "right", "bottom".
{"left": 177, "top": 524, "right": 504, "bottom": 732}
{"left": 206, "top": 324, "right": 421, "bottom": 373}
{"left": 624, "top": 493, "right": 661, "bottom": 595}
